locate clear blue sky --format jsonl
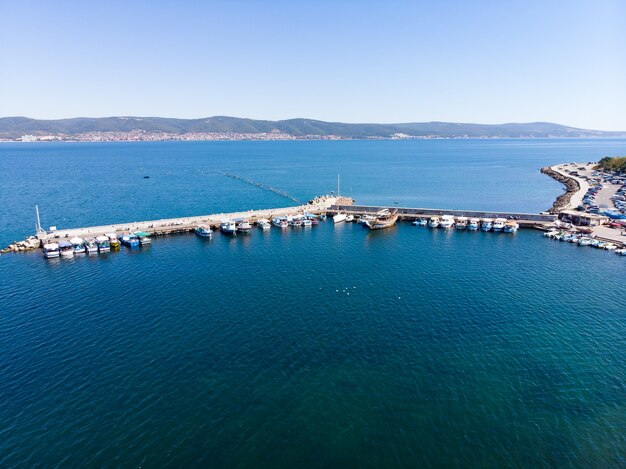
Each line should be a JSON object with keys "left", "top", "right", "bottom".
{"left": 1, "top": 0, "right": 625, "bottom": 130}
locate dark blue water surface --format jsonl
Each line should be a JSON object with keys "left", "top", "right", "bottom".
{"left": 0, "top": 140, "right": 625, "bottom": 467}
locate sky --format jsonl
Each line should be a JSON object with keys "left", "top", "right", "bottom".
{"left": 1, "top": 0, "right": 625, "bottom": 130}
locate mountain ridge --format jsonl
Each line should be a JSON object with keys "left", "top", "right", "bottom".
{"left": 1, "top": 116, "right": 624, "bottom": 139}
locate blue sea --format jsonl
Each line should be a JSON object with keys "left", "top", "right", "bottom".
{"left": 1, "top": 140, "right": 625, "bottom": 466}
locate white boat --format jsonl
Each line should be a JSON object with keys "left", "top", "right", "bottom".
{"left": 428, "top": 217, "right": 440, "bottom": 228}
{"left": 577, "top": 237, "right": 593, "bottom": 246}
{"left": 467, "top": 218, "right": 480, "bottom": 231}
{"left": 301, "top": 218, "right": 313, "bottom": 227}
{"left": 236, "top": 220, "right": 252, "bottom": 233}
{"left": 288, "top": 216, "right": 303, "bottom": 227}
{"left": 333, "top": 213, "right": 347, "bottom": 224}
{"left": 257, "top": 219, "right": 271, "bottom": 230}
{"left": 106, "top": 233, "right": 121, "bottom": 249}
{"left": 615, "top": 249, "right": 626, "bottom": 256}
{"left": 84, "top": 237, "right": 99, "bottom": 254}
{"left": 220, "top": 219, "right": 237, "bottom": 235}
{"left": 194, "top": 225, "right": 213, "bottom": 238}
{"left": 272, "top": 217, "right": 289, "bottom": 228}
{"left": 481, "top": 218, "right": 493, "bottom": 231}
{"left": 492, "top": 218, "right": 506, "bottom": 231}
{"left": 58, "top": 241, "right": 74, "bottom": 258}
{"left": 544, "top": 230, "right": 559, "bottom": 238}
{"left": 43, "top": 243, "right": 60, "bottom": 258}
{"left": 455, "top": 217, "right": 468, "bottom": 230}
{"left": 440, "top": 215, "right": 455, "bottom": 229}
{"left": 70, "top": 237, "right": 86, "bottom": 254}
{"left": 96, "top": 235, "right": 111, "bottom": 252}
{"left": 345, "top": 214, "right": 354, "bottom": 222}
{"left": 503, "top": 221, "right": 519, "bottom": 233}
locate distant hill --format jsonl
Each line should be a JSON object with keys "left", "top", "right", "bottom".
{"left": 1, "top": 116, "right": 625, "bottom": 139}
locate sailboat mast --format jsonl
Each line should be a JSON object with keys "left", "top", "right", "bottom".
{"left": 35, "top": 205, "right": 42, "bottom": 233}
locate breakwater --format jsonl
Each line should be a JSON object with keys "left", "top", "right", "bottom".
{"left": 541, "top": 166, "right": 581, "bottom": 213}
{"left": 220, "top": 171, "right": 301, "bottom": 203}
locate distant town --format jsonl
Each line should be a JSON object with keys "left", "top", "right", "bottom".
{"left": 6, "top": 130, "right": 432, "bottom": 142}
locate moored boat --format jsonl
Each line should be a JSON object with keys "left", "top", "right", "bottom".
{"left": 107, "top": 233, "right": 121, "bottom": 249}
{"left": 481, "top": 218, "right": 493, "bottom": 231}
{"left": 43, "top": 243, "right": 60, "bottom": 258}
{"left": 492, "top": 218, "right": 506, "bottom": 231}
{"left": 70, "top": 237, "right": 86, "bottom": 254}
{"left": 257, "top": 219, "right": 271, "bottom": 230}
{"left": 121, "top": 233, "right": 140, "bottom": 247}
{"left": 58, "top": 241, "right": 74, "bottom": 258}
{"left": 96, "top": 235, "right": 111, "bottom": 252}
{"left": 440, "top": 215, "right": 455, "bottom": 229}
{"left": 84, "top": 237, "right": 98, "bottom": 254}
{"left": 365, "top": 208, "right": 398, "bottom": 230}
{"left": 134, "top": 231, "right": 152, "bottom": 245}
{"left": 301, "top": 218, "right": 313, "bottom": 227}
{"left": 428, "top": 217, "right": 440, "bottom": 228}
{"left": 467, "top": 218, "right": 480, "bottom": 230}
{"left": 615, "top": 249, "right": 626, "bottom": 256}
{"left": 345, "top": 214, "right": 355, "bottom": 222}
{"left": 455, "top": 217, "right": 468, "bottom": 229}
{"left": 272, "top": 217, "right": 289, "bottom": 228}
{"left": 194, "top": 225, "right": 213, "bottom": 238}
{"left": 333, "top": 213, "right": 347, "bottom": 224}
{"left": 220, "top": 219, "right": 237, "bottom": 235}
{"left": 503, "top": 221, "right": 519, "bottom": 233}
{"left": 235, "top": 220, "right": 252, "bottom": 233}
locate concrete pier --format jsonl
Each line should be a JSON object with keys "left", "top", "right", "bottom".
{"left": 36, "top": 196, "right": 352, "bottom": 243}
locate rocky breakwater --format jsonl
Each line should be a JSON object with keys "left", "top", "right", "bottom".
{"left": 1, "top": 236, "right": 41, "bottom": 254}
{"left": 540, "top": 166, "right": 580, "bottom": 213}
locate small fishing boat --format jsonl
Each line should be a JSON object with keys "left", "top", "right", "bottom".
{"left": 333, "top": 213, "right": 347, "bottom": 224}
{"left": 615, "top": 249, "right": 626, "bottom": 256}
{"left": 272, "top": 217, "right": 289, "bottom": 228}
{"left": 492, "top": 218, "right": 506, "bottom": 231}
{"left": 481, "top": 218, "right": 493, "bottom": 231}
{"left": 220, "top": 219, "right": 237, "bottom": 235}
{"left": 58, "top": 241, "right": 74, "bottom": 258}
{"left": 70, "top": 237, "right": 86, "bottom": 254}
{"left": 503, "top": 221, "right": 519, "bottom": 233}
{"left": 106, "top": 233, "right": 121, "bottom": 249}
{"left": 43, "top": 243, "right": 60, "bottom": 258}
{"left": 236, "top": 220, "right": 252, "bottom": 233}
{"left": 544, "top": 230, "right": 558, "bottom": 238}
{"left": 428, "top": 217, "right": 440, "bottom": 228}
{"left": 455, "top": 217, "right": 468, "bottom": 229}
{"left": 301, "top": 218, "right": 313, "bottom": 227}
{"left": 84, "top": 238, "right": 98, "bottom": 254}
{"left": 96, "top": 235, "right": 111, "bottom": 252}
{"left": 467, "top": 218, "right": 480, "bottom": 231}
{"left": 134, "top": 231, "right": 152, "bottom": 245}
{"left": 345, "top": 214, "right": 355, "bottom": 222}
{"left": 121, "top": 233, "right": 140, "bottom": 247}
{"left": 365, "top": 208, "right": 399, "bottom": 230}
{"left": 288, "top": 216, "right": 303, "bottom": 227}
{"left": 194, "top": 225, "right": 213, "bottom": 238}
{"left": 257, "top": 219, "right": 271, "bottom": 230}
{"left": 440, "top": 215, "right": 455, "bottom": 229}
{"left": 604, "top": 243, "right": 617, "bottom": 251}
{"left": 577, "top": 237, "right": 593, "bottom": 246}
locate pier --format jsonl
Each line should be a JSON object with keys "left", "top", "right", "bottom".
{"left": 328, "top": 204, "right": 557, "bottom": 227}
{"left": 33, "top": 196, "right": 351, "bottom": 243}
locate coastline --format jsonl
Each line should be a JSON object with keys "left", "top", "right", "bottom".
{"left": 540, "top": 165, "right": 584, "bottom": 212}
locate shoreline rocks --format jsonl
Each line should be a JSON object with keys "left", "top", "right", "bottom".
{"left": 541, "top": 166, "right": 580, "bottom": 213}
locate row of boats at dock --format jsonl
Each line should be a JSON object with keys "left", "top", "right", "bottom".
{"left": 413, "top": 215, "right": 519, "bottom": 232}
{"left": 192, "top": 213, "right": 328, "bottom": 239}
{"left": 543, "top": 229, "right": 626, "bottom": 255}
{"left": 43, "top": 232, "right": 152, "bottom": 258}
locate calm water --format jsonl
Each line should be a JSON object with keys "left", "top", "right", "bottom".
{"left": 1, "top": 140, "right": 625, "bottom": 467}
